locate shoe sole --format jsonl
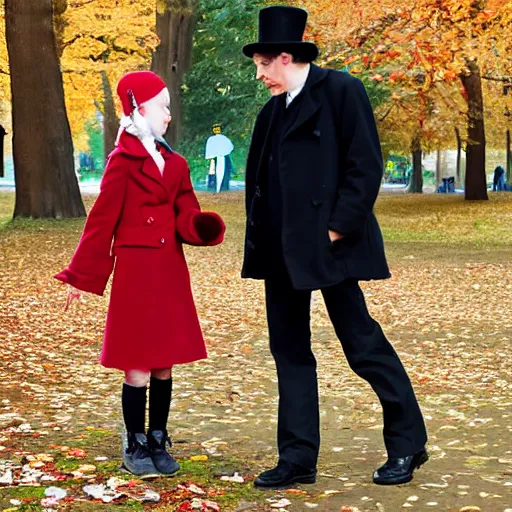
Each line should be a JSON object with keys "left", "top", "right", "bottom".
{"left": 120, "top": 464, "right": 161, "bottom": 479}
{"left": 153, "top": 463, "right": 180, "bottom": 478}
{"left": 254, "top": 474, "right": 316, "bottom": 489}
{"left": 373, "top": 451, "right": 429, "bottom": 486}
{"left": 120, "top": 464, "right": 180, "bottom": 478}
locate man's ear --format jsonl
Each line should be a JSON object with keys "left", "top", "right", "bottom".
{"left": 281, "top": 53, "right": 292, "bottom": 65}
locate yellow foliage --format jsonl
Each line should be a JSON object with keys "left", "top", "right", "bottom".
{"left": 0, "top": 5, "right": 10, "bottom": 127}
{"left": 60, "top": 0, "right": 157, "bottom": 147}
{"left": 0, "top": 0, "right": 157, "bottom": 151}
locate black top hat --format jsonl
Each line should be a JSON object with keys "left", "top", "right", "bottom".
{"left": 243, "top": 6, "right": 319, "bottom": 62}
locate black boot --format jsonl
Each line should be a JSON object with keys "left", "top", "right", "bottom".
{"left": 254, "top": 461, "right": 316, "bottom": 488}
{"left": 373, "top": 448, "right": 429, "bottom": 485}
{"left": 122, "top": 432, "right": 159, "bottom": 476}
{"left": 147, "top": 429, "right": 180, "bottom": 476}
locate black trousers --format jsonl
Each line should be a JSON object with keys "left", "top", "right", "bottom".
{"left": 265, "top": 274, "right": 428, "bottom": 469}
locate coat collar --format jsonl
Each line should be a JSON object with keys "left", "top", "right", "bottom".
{"left": 110, "top": 131, "right": 173, "bottom": 194}
{"left": 113, "top": 131, "right": 173, "bottom": 161}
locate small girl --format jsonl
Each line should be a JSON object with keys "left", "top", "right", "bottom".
{"left": 55, "top": 71, "right": 225, "bottom": 476}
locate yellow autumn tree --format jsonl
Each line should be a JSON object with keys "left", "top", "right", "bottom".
{"left": 0, "top": 1, "right": 157, "bottom": 152}
{"left": 0, "top": 4, "right": 11, "bottom": 136}
{"left": 60, "top": 0, "right": 158, "bottom": 151}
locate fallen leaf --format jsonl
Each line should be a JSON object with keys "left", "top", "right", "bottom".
{"left": 190, "top": 455, "right": 209, "bottom": 462}
{"left": 67, "top": 448, "right": 87, "bottom": 458}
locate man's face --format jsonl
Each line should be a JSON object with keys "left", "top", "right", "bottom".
{"left": 253, "top": 53, "right": 292, "bottom": 96}
{"left": 140, "top": 88, "right": 172, "bottom": 138}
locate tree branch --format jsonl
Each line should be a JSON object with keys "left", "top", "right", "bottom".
{"left": 482, "top": 74, "right": 512, "bottom": 83}
{"left": 61, "top": 34, "right": 85, "bottom": 50}
{"left": 69, "top": 0, "right": 97, "bottom": 8}
{"left": 378, "top": 103, "right": 396, "bottom": 123}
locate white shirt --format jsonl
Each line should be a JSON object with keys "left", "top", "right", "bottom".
{"left": 286, "top": 83, "right": 306, "bottom": 107}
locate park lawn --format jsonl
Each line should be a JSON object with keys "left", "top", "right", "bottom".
{"left": 2, "top": 190, "right": 512, "bottom": 254}
{"left": 1, "top": 190, "right": 511, "bottom": 511}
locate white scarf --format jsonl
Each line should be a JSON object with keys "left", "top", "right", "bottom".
{"left": 115, "top": 108, "right": 165, "bottom": 173}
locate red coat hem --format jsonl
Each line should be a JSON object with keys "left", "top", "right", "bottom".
{"left": 100, "top": 352, "right": 208, "bottom": 371}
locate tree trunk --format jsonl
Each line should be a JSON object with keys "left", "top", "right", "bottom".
{"left": 101, "top": 71, "right": 119, "bottom": 163}
{"left": 507, "top": 128, "right": 511, "bottom": 185}
{"left": 52, "top": 0, "right": 68, "bottom": 58}
{"left": 408, "top": 134, "right": 423, "bottom": 193}
{"left": 455, "top": 127, "right": 463, "bottom": 188}
{"left": 151, "top": 0, "right": 198, "bottom": 148}
{"left": 0, "top": 125, "right": 6, "bottom": 179}
{"left": 460, "top": 62, "right": 488, "bottom": 200}
{"left": 5, "top": 0, "right": 85, "bottom": 218}
{"left": 435, "top": 148, "right": 442, "bottom": 192}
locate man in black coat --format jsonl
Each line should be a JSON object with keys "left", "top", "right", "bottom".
{"left": 242, "top": 6, "right": 428, "bottom": 488}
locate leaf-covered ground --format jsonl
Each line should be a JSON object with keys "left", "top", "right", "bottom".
{"left": 1, "top": 191, "right": 511, "bottom": 512}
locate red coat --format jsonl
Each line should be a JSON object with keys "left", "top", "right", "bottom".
{"left": 55, "top": 132, "right": 225, "bottom": 371}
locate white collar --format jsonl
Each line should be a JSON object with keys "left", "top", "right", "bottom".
{"left": 116, "top": 113, "right": 165, "bottom": 173}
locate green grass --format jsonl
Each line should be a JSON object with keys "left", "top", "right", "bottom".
{"left": 0, "top": 487, "right": 46, "bottom": 500}
{"left": 3, "top": 189, "right": 512, "bottom": 247}
{"left": 0, "top": 426, "right": 266, "bottom": 511}
{"left": 375, "top": 193, "right": 512, "bottom": 246}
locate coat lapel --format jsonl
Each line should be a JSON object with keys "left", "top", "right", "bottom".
{"left": 117, "top": 132, "right": 168, "bottom": 195}
{"left": 284, "top": 64, "right": 329, "bottom": 139}
{"left": 141, "top": 157, "right": 167, "bottom": 192}
{"left": 284, "top": 94, "right": 321, "bottom": 139}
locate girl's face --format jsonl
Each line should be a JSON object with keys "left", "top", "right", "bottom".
{"left": 140, "top": 88, "right": 171, "bottom": 138}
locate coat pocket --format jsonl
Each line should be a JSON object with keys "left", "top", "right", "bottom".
{"left": 329, "top": 236, "right": 349, "bottom": 255}
{"left": 114, "top": 226, "right": 172, "bottom": 249}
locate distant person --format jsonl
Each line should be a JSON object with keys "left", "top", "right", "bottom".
{"left": 493, "top": 165, "right": 506, "bottom": 191}
{"left": 0, "top": 124, "right": 6, "bottom": 179}
{"left": 205, "top": 123, "right": 234, "bottom": 192}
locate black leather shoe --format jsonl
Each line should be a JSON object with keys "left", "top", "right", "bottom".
{"left": 373, "top": 448, "right": 429, "bottom": 485}
{"left": 147, "top": 430, "right": 180, "bottom": 476}
{"left": 254, "top": 461, "right": 316, "bottom": 488}
{"left": 122, "top": 432, "right": 160, "bottom": 476}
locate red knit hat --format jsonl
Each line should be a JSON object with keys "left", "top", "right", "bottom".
{"left": 117, "top": 71, "right": 167, "bottom": 116}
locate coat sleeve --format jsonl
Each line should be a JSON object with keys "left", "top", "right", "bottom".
{"left": 54, "top": 154, "right": 128, "bottom": 296}
{"left": 175, "top": 163, "right": 226, "bottom": 246}
{"left": 328, "top": 75, "right": 383, "bottom": 237}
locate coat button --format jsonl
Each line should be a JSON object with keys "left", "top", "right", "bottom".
{"left": 160, "top": 238, "right": 165, "bottom": 244}
{"left": 313, "top": 129, "right": 321, "bottom": 137}
{"left": 147, "top": 217, "right": 155, "bottom": 225}
{"left": 255, "top": 186, "right": 261, "bottom": 198}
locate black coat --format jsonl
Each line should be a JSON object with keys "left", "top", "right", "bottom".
{"left": 242, "top": 64, "right": 391, "bottom": 290}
